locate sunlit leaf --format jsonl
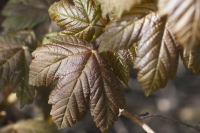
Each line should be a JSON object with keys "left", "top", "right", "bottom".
{"left": 158, "top": 0, "right": 200, "bottom": 47}
{"left": 0, "top": 34, "right": 35, "bottom": 107}
{"left": 0, "top": 119, "right": 59, "bottom": 133}
{"left": 1, "top": 0, "right": 57, "bottom": 30}
{"left": 49, "top": 0, "right": 101, "bottom": 41}
{"left": 94, "top": 0, "right": 141, "bottom": 17}
{"left": 182, "top": 45, "right": 200, "bottom": 75}
{"left": 98, "top": 3, "right": 157, "bottom": 52}
{"left": 29, "top": 36, "right": 125, "bottom": 132}
{"left": 47, "top": 34, "right": 91, "bottom": 47}
{"left": 134, "top": 13, "right": 179, "bottom": 96}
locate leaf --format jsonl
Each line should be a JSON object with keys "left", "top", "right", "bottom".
{"left": 182, "top": 45, "right": 200, "bottom": 75}
{"left": 94, "top": 0, "right": 141, "bottom": 17}
{"left": 0, "top": 34, "right": 35, "bottom": 107}
{"left": 48, "top": 0, "right": 101, "bottom": 41}
{"left": 0, "top": 119, "right": 59, "bottom": 133}
{"left": 6, "top": 30, "right": 37, "bottom": 51}
{"left": 1, "top": 0, "right": 56, "bottom": 30}
{"left": 29, "top": 36, "right": 125, "bottom": 132}
{"left": 47, "top": 34, "right": 91, "bottom": 47}
{"left": 104, "top": 49, "right": 133, "bottom": 86}
{"left": 158, "top": 0, "right": 200, "bottom": 47}
{"left": 98, "top": 3, "right": 157, "bottom": 52}
{"left": 134, "top": 13, "right": 179, "bottom": 96}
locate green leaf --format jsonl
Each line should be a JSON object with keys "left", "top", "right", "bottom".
{"left": 29, "top": 36, "right": 125, "bottom": 132}
{"left": 182, "top": 45, "right": 200, "bottom": 75}
{"left": 134, "top": 13, "right": 179, "bottom": 96}
{"left": 0, "top": 119, "right": 59, "bottom": 133}
{"left": 158, "top": 0, "right": 200, "bottom": 47}
{"left": 98, "top": 3, "right": 157, "bottom": 52}
{"left": 1, "top": 0, "right": 56, "bottom": 30}
{"left": 48, "top": 0, "right": 101, "bottom": 41}
{"left": 0, "top": 34, "right": 35, "bottom": 107}
{"left": 104, "top": 49, "right": 133, "bottom": 86}
{"left": 94, "top": 0, "right": 141, "bottom": 17}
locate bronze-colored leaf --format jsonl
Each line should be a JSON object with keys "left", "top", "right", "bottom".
{"left": 134, "top": 13, "right": 179, "bottom": 96}
{"left": 182, "top": 45, "right": 200, "bottom": 75}
{"left": 47, "top": 34, "right": 91, "bottom": 47}
{"left": 98, "top": 3, "right": 157, "bottom": 52}
{"left": 29, "top": 37, "right": 125, "bottom": 131}
{"left": 49, "top": 0, "right": 101, "bottom": 41}
{"left": 158, "top": 0, "right": 200, "bottom": 47}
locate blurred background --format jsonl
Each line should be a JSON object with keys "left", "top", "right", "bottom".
{"left": 0, "top": 0, "right": 200, "bottom": 133}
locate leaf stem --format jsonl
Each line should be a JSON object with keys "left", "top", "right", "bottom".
{"left": 119, "top": 109, "right": 156, "bottom": 133}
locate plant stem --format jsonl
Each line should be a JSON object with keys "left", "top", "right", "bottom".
{"left": 140, "top": 114, "right": 200, "bottom": 132}
{"left": 119, "top": 109, "right": 156, "bottom": 133}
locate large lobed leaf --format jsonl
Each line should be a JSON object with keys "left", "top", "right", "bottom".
{"left": 48, "top": 0, "right": 101, "bottom": 41}
{"left": 98, "top": 3, "right": 157, "bottom": 52}
{"left": 158, "top": 0, "right": 200, "bottom": 48}
{"left": 98, "top": 2, "right": 179, "bottom": 96}
{"left": 134, "top": 13, "right": 179, "bottom": 96}
{"left": 29, "top": 35, "right": 125, "bottom": 132}
{"left": 0, "top": 119, "right": 59, "bottom": 133}
{"left": 2, "top": 0, "right": 57, "bottom": 30}
{"left": 0, "top": 32, "right": 36, "bottom": 107}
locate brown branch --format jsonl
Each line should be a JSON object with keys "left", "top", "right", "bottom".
{"left": 140, "top": 114, "right": 200, "bottom": 132}
{"left": 119, "top": 109, "right": 156, "bottom": 133}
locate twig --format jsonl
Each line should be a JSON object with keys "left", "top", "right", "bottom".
{"left": 119, "top": 109, "right": 156, "bottom": 133}
{"left": 140, "top": 114, "right": 200, "bottom": 132}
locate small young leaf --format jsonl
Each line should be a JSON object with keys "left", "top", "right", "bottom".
{"left": 48, "top": 0, "right": 101, "bottom": 41}
{"left": 98, "top": 3, "right": 157, "bottom": 52}
{"left": 1, "top": 0, "right": 56, "bottom": 30}
{"left": 29, "top": 36, "right": 125, "bottom": 132}
{"left": 134, "top": 13, "right": 179, "bottom": 96}
{"left": 182, "top": 45, "right": 200, "bottom": 75}
{"left": 0, "top": 35, "right": 35, "bottom": 107}
{"left": 104, "top": 50, "right": 133, "bottom": 86}
{"left": 158, "top": 0, "right": 200, "bottom": 47}
{"left": 0, "top": 119, "right": 59, "bottom": 133}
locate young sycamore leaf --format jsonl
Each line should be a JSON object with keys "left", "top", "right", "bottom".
{"left": 29, "top": 36, "right": 125, "bottom": 132}
{"left": 48, "top": 0, "right": 101, "bottom": 41}
{"left": 0, "top": 119, "right": 59, "bottom": 133}
{"left": 94, "top": 0, "right": 141, "bottom": 17}
{"left": 0, "top": 35, "right": 35, "bottom": 107}
{"left": 1, "top": 0, "right": 57, "bottom": 30}
{"left": 158, "top": 0, "right": 200, "bottom": 48}
{"left": 134, "top": 13, "right": 179, "bottom": 96}
{"left": 104, "top": 49, "right": 136, "bottom": 86}
{"left": 98, "top": 3, "right": 157, "bottom": 52}
{"left": 182, "top": 45, "right": 200, "bottom": 75}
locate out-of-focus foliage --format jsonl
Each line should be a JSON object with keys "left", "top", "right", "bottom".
{"left": 0, "top": 31, "right": 36, "bottom": 107}
{"left": 0, "top": 119, "right": 59, "bottom": 133}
